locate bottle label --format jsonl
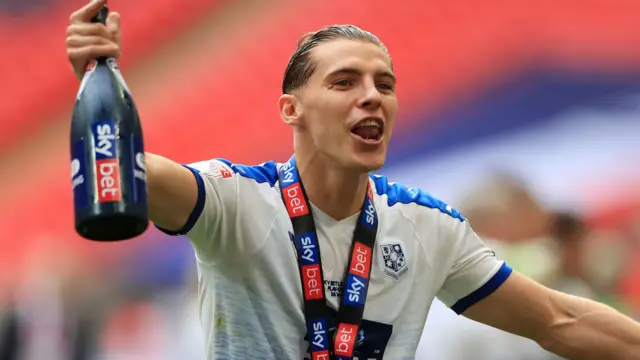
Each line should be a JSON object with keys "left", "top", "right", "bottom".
{"left": 72, "top": 121, "right": 146, "bottom": 211}
{"left": 76, "top": 60, "right": 98, "bottom": 99}
{"left": 107, "top": 57, "right": 132, "bottom": 94}
{"left": 71, "top": 139, "right": 89, "bottom": 210}
{"left": 93, "top": 120, "right": 122, "bottom": 203}
{"left": 131, "top": 134, "right": 147, "bottom": 205}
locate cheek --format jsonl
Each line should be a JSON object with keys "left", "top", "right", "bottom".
{"left": 305, "top": 95, "right": 353, "bottom": 141}
{"left": 384, "top": 99, "right": 399, "bottom": 126}
{"left": 314, "top": 100, "right": 349, "bottom": 128}
{"left": 321, "top": 99, "right": 350, "bottom": 119}
{"left": 386, "top": 96, "right": 399, "bottom": 112}
{"left": 307, "top": 109, "right": 338, "bottom": 144}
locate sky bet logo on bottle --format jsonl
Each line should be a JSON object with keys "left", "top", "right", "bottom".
{"left": 93, "top": 121, "right": 122, "bottom": 203}
{"left": 344, "top": 242, "right": 372, "bottom": 306}
{"left": 309, "top": 318, "right": 329, "bottom": 360}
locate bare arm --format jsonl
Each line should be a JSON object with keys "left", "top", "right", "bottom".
{"left": 464, "top": 271, "right": 640, "bottom": 360}
{"left": 145, "top": 153, "right": 199, "bottom": 232}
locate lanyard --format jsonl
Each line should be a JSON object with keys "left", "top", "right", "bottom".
{"left": 278, "top": 157, "right": 378, "bottom": 360}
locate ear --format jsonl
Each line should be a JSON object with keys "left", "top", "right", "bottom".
{"left": 278, "top": 94, "right": 302, "bottom": 126}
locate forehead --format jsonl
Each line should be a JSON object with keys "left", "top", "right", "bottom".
{"left": 310, "top": 39, "right": 392, "bottom": 78}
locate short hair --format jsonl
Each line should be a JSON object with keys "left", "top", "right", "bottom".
{"left": 282, "top": 24, "right": 391, "bottom": 94}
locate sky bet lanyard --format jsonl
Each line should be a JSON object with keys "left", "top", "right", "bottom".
{"left": 278, "top": 157, "right": 378, "bottom": 360}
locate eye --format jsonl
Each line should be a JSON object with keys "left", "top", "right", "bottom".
{"left": 377, "top": 82, "right": 394, "bottom": 91}
{"left": 334, "top": 79, "right": 353, "bottom": 87}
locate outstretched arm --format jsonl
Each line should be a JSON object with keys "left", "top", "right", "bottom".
{"left": 464, "top": 271, "right": 640, "bottom": 360}
{"left": 145, "top": 153, "right": 199, "bottom": 231}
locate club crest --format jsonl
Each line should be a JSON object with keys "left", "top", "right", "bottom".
{"left": 379, "top": 243, "right": 408, "bottom": 280}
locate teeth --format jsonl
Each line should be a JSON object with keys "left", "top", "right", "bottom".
{"left": 357, "top": 119, "right": 381, "bottom": 128}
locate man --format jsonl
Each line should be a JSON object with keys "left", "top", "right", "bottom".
{"left": 66, "top": 1, "right": 640, "bottom": 359}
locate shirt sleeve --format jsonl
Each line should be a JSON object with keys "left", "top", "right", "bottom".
{"left": 154, "top": 159, "right": 278, "bottom": 263}
{"left": 435, "top": 214, "right": 513, "bottom": 315}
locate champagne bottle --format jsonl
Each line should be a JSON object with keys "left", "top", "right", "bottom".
{"left": 70, "top": 3, "right": 148, "bottom": 241}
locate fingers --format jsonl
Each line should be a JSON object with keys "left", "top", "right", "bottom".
{"left": 69, "top": 0, "right": 107, "bottom": 24}
{"left": 106, "top": 12, "right": 120, "bottom": 32}
{"left": 67, "top": 22, "right": 112, "bottom": 39}
{"left": 66, "top": 0, "right": 122, "bottom": 80}
{"left": 66, "top": 35, "right": 113, "bottom": 49}
{"left": 67, "top": 44, "right": 121, "bottom": 63}
{"left": 106, "top": 12, "right": 121, "bottom": 46}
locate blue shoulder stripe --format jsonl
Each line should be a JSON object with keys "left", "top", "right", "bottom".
{"left": 370, "top": 174, "right": 465, "bottom": 222}
{"left": 216, "top": 159, "right": 279, "bottom": 187}
{"left": 451, "top": 263, "right": 513, "bottom": 314}
{"left": 155, "top": 165, "right": 205, "bottom": 236}
{"left": 154, "top": 160, "right": 278, "bottom": 237}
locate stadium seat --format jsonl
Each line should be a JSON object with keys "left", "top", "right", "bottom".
{"left": 0, "top": 0, "right": 228, "bottom": 150}
{"left": 1, "top": 0, "right": 639, "bottom": 275}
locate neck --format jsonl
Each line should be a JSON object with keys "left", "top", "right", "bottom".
{"left": 294, "top": 152, "right": 370, "bottom": 221}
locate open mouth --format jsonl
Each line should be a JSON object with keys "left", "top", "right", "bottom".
{"left": 350, "top": 117, "right": 384, "bottom": 142}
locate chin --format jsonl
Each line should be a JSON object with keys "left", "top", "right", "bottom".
{"left": 352, "top": 153, "right": 386, "bottom": 172}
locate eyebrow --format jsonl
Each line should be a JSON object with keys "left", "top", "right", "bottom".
{"left": 325, "top": 67, "right": 397, "bottom": 84}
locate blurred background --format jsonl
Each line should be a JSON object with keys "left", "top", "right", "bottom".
{"left": 1, "top": 0, "right": 639, "bottom": 359}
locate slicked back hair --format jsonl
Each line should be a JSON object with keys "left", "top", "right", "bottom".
{"left": 282, "top": 24, "right": 391, "bottom": 94}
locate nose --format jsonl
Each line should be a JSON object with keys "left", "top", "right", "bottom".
{"left": 356, "top": 80, "right": 382, "bottom": 110}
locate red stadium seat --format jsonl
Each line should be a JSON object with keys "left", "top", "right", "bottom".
{"left": 1, "top": 0, "right": 639, "bottom": 274}
{"left": 0, "top": 0, "right": 228, "bottom": 151}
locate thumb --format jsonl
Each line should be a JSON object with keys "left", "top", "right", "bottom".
{"left": 106, "top": 12, "right": 121, "bottom": 43}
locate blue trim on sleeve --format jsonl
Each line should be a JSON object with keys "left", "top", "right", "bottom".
{"left": 216, "top": 158, "right": 279, "bottom": 187}
{"left": 155, "top": 165, "right": 206, "bottom": 236}
{"left": 451, "top": 262, "right": 513, "bottom": 315}
{"left": 370, "top": 174, "right": 465, "bottom": 222}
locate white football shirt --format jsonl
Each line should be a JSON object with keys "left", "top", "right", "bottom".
{"left": 157, "top": 158, "right": 512, "bottom": 360}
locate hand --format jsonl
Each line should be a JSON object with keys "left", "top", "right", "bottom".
{"left": 66, "top": 0, "right": 121, "bottom": 80}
